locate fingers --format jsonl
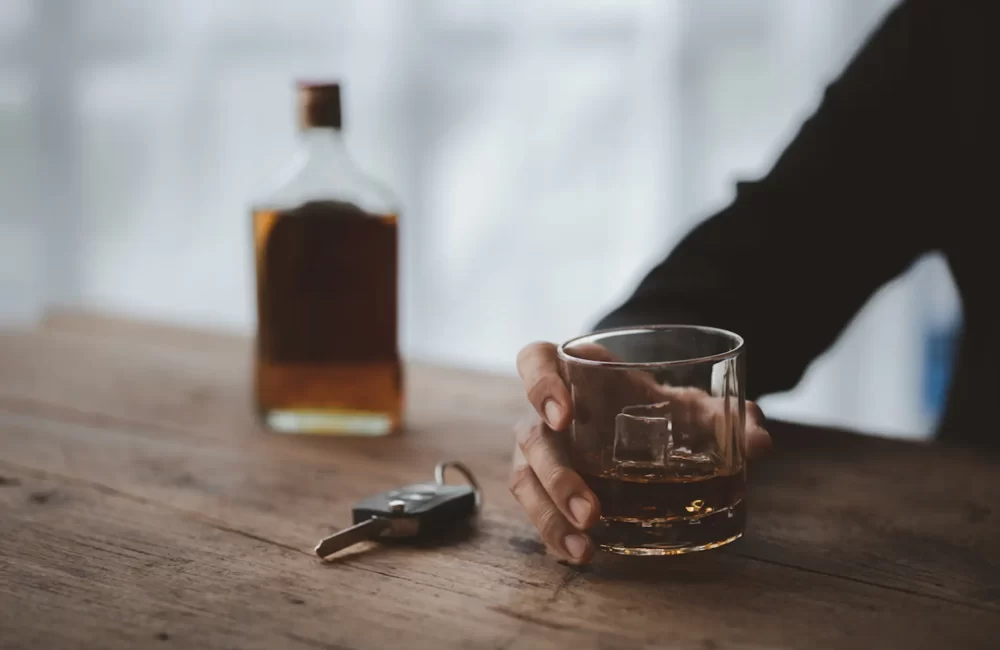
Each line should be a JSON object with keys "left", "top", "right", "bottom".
{"left": 561, "top": 342, "right": 618, "bottom": 363}
{"left": 514, "top": 420, "right": 600, "bottom": 530}
{"left": 746, "top": 400, "right": 773, "bottom": 459}
{"left": 516, "top": 342, "right": 571, "bottom": 430}
{"left": 563, "top": 342, "right": 666, "bottom": 404}
{"left": 510, "top": 442, "right": 595, "bottom": 564}
{"left": 652, "top": 387, "right": 774, "bottom": 460}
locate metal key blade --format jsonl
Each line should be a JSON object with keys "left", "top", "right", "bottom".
{"left": 315, "top": 517, "right": 391, "bottom": 559}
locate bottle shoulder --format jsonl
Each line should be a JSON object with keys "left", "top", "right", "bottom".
{"left": 252, "top": 144, "right": 399, "bottom": 217}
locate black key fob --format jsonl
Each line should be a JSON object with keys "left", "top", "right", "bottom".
{"left": 352, "top": 482, "right": 478, "bottom": 539}
{"left": 315, "top": 460, "right": 482, "bottom": 559}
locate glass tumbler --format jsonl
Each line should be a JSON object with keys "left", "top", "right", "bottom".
{"left": 558, "top": 325, "right": 747, "bottom": 556}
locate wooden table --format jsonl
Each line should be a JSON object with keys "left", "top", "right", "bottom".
{"left": 1, "top": 313, "right": 998, "bottom": 649}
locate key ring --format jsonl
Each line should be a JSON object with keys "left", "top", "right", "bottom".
{"left": 434, "top": 460, "right": 483, "bottom": 511}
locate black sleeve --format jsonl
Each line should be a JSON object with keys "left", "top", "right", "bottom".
{"left": 595, "top": 0, "right": 940, "bottom": 399}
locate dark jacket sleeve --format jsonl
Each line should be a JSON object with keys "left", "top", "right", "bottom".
{"left": 595, "top": 0, "right": 939, "bottom": 400}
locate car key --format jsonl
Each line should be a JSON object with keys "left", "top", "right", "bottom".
{"left": 314, "top": 460, "right": 481, "bottom": 560}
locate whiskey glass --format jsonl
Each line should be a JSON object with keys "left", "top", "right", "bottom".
{"left": 558, "top": 325, "right": 747, "bottom": 555}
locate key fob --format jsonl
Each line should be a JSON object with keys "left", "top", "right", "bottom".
{"left": 315, "top": 460, "right": 482, "bottom": 559}
{"left": 352, "top": 482, "right": 478, "bottom": 539}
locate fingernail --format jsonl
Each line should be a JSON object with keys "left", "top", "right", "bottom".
{"left": 568, "top": 496, "right": 591, "bottom": 527}
{"left": 543, "top": 400, "right": 563, "bottom": 427}
{"left": 564, "top": 534, "right": 588, "bottom": 560}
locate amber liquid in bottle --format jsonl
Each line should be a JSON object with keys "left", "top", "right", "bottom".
{"left": 253, "top": 199, "right": 401, "bottom": 434}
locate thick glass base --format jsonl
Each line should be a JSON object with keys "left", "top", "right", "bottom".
{"left": 262, "top": 408, "right": 394, "bottom": 436}
{"left": 599, "top": 532, "right": 743, "bottom": 556}
{"left": 592, "top": 500, "right": 745, "bottom": 556}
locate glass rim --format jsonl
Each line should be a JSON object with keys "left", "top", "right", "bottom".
{"left": 557, "top": 324, "right": 744, "bottom": 369}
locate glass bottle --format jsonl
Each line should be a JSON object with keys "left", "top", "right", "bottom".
{"left": 250, "top": 81, "right": 401, "bottom": 435}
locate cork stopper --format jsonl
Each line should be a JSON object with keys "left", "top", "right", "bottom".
{"left": 297, "top": 81, "right": 341, "bottom": 129}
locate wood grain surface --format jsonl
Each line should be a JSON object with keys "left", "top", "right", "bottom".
{"left": 1, "top": 312, "right": 998, "bottom": 649}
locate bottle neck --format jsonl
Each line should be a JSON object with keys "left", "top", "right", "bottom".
{"left": 298, "top": 127, "right": 352, "bottom": 166}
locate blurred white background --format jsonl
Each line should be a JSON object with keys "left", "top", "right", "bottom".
{"left": 0, "top": 0, "right": 961, "bottom": 438}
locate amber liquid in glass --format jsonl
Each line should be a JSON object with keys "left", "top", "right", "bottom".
{"left": 583, "top": 456, "right": 745, "bottom": 555}
{"left": 252, "top": 199, "right": 401, "bottom": 434}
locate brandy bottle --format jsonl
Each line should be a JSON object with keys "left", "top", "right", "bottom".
{"left": 251, "top": 82, "right": 401, "bottom": 435}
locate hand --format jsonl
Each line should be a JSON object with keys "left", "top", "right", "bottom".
{"left": 510, "top": 341, "right": 772, "bottom": 564}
